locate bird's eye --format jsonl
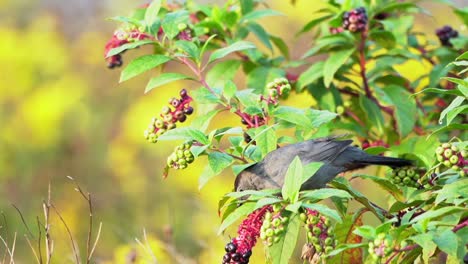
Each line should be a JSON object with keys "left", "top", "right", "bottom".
{"left": 238, "top": 189, "right": 243, "bottom": 192}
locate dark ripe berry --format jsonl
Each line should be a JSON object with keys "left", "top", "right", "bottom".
{"left": 223, "top": 254, "right": 231, "bottom": 262}
{"left": 241, "top": 118, "right": 248, "bottom": 125}
{"left": 174, "top": 110, "right": 184, "bottom": 119}
{"left": 232, "top": 253, "right": 241, "bottom": 261}
{"left": 171, "top": 98, "right": 181, "bottom": 108}
{"left": 180, "top": 89, "right": 188, "bottom": 98}
{"left": 242, "top": 250, "right": 252, "bottom": 259}
{"left": 435, "top": 25, "right": 459, "bottom": 46}
{"left": 225, "top": 242, "right": 237, "bottom": 253}
{"left": 243, "top": 132, "right": 252, "bottom": 144}
{"left": 178, "top": 114, "right": 187, "bottom": 122}
{"left": 184, "top": 106, "right": 194, "bottom": 115}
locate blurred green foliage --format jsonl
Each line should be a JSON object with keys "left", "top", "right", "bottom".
{"left": 0, "top": 0, "right": 465, "bottom": 263}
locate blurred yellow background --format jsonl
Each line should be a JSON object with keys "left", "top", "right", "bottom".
{"left": 0, "top": 0, "right": 465, "bottom": 263}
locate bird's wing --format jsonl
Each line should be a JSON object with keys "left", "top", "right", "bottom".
{"left": 251, "top": 137, "right": 354, "bottom": 188}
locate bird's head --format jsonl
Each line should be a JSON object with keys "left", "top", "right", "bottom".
{"left": 234, "top": 169, "right": 256, "bottom": 193}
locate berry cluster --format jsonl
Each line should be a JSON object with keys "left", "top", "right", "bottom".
{"left": 260, "top": 78, "right": 292, "bottom": 106}
{"left": 435, "top": 26, "right": 459, "bottom": 47}
{"left": 368, "top": 233, "right": 392, "bottom": 261}
{"left": 361, "top": 140, "right": 389, "bottom": 150}
{"left": 388, "top": 166, "right": 425, "bottom": 188}
{"left": 144, "top": 89, "right": 194, "bottom": 143}
{"left": 104, "top": 29, "right": 151, "bottom": 69}
{"left": 301, "top": 209, "right": 336, "bottom": 257}
{"left": 222, "top": 206, "right": 272, "bottom": 264}
{"left": 342, "top": 7, "right": 368, "bottom": 33}
{"left": 176, "top": 23, "right": 193, "bottom": 41}
{"left": 260, "top": 204, "right": 289, "bottom": 246}
{"left": 436, "top": 143, "right": 467, "bottom": 177}
{"left": 166, "top": 142, "right": 194, "bottom": 169}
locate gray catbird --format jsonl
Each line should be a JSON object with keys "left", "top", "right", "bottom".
{"left": 234, "top": 136, "right": 412, "bottom": 192}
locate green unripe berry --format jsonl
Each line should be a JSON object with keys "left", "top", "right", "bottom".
{"left": 163, "top": 114, "right": 173, "bottom": 123}
{"left": 443, "top": 160, "right": 452, "bottom": 167}
{"left": 266, "top": 228, "right": 274, "bottom": 237}
{"left": 377, "top": 233, "right": 386, "bottom": 240}
{"left": 263, "top": 221, "right": 271, "bottom": 229}
{"left": 393, "top": 177, "right": 401, "bottom": 183}
{"left": 336, "top": 106, "right": 345, "bottom": 115}
{"left": 450, "top": 155, "right": 459, "bottom": 164}
{"left": 312, "top": 227, "right": 321, "bottom": 235}
{"left": 307, "top": 231, "right": 313, "bottom": 240}
{"left": 314, "top": 244, "right": 322, "bottom": 252}
{"left": 265, "top": 212, "right": 272, "bottom": 220}
{"left": 452, "top": 165, "right": 459, "bottom": 170}
{"left": 327, "top": 226, "right": 334, "bottom": 234}
{"left": 186, "top": 157, "right": 194, "bottom": 164}
{"left": 460, "top": 170, "right": 466, "bottom": 177}
{"left": 167, "top": 123, "right": 176, "bottom": 130}
{"left": 269, "top": 89, "right": 278, "bottom": 97}
{"left": 437, "top": 154, "right": 444, "bottom": 162}
{"left": 281, "top": 217, "right": 289, "bottom": 224}
{"left": 406, "top": 168, "right": 415, "bottom": 176}
{"left": 176, "top": 150, "right": 184, "bottom": 159}
{"left": 299, "top": 213, "right": 307, "bottom": 222}
{"left": 273, "top": 204, "right": 281, "bottom": 212}
{"left": 451, "top": 145, "right": 459, "bottom": 152}
{"left": 260, "top": 231, "right": 266, "bottom": 240}
{"left": 310, "top": 216, "right": 319, "bottom": 224}
{"left": 154, "top": 119, "right": 164, "bottom": 128}
{"left": 403, "top": 177, "right": 411, "bottom": 184}
{"left": 368, "top": 242, "right": 374, "bottom": 248}
{"left": 444, "top": 149, "right": 453, "bottom": 158}
{"left": 177, "top": 23, "right": 187, "bottom": 31}
{"left": 325, "top": 237, "right": 333, "bottom": 246}
{"left": 398, "top": 170, "right": 406, "bottom": 177}
{"left": 310, "top": 236, "right": 319, "bottom": 244}
{"left": 274, "top": 228, "right": 282, "bottom": 235}
{"left": 435, "top": 147, "right": 444, "bottom": 155}
{"left": 343, "top": 100, "right": 351, "bottom": 108}
{"left": 272, "top": 218, "right": 281, "bottom": 227}
{"left": 183, "top": 150, "right": 192, "bottom": 157}
{"left": 178, "top": 159, "right": 187, "bottom": 166}
{"left": 273, "top": 237, "right": 280, "bottom": 243}
{"left": 156, "top": 129, "right": 166, "bottom": 136}
{"left": 161, "top": 106, "right": 171, "bottom": 115}
{"left": 442, "top": 143, "right": 451, "bottom": 148}
{"left": 461, "top": 150, "right": 467, "bottom": 158}
{"left": 266, "top": 237, "right": 273, "bottom": 245}
{"left": 324, "top": 218, "right": 331, "bottom": 227}
{"left": 325, "top": 246, "right": 334, "bottom": 254}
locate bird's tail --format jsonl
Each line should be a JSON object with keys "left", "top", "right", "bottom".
{"left": 358, "top": 155, "right": 413, "bottom": 168}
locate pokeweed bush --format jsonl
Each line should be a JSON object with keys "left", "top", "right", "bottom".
{"left": 105, "top": 0, "right": 467, "bottom": 263}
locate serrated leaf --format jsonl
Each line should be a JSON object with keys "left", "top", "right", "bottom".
{"left": 434, "top": 178, "right": 468, "bottom": 204}
{"left": 410, "top": 206, "right": 465, "bottom": 224}
{"left": 106, "top": 40, "right": 154, "bottom": 57}
{"left": 208, "top": 41, "right": 256, "bottom": 63}
{"left": 144, "top": 0, "right": 161, "bottom": 30}
{"left": 157, "top": 127, "right": 209, "bottom": 144}
{"left": 306, "top": 109, "right": 338, "bottom": 128}
{"left": 175, "top": 40, "right": 200, "bottom": 61}
{"left": 411, "top": 233, "right": 437, "bottom": 263}
{"left": 193, "top": 87, "right": 222, "bottom": 104}
{"left": 323, "top": 48, "right": 355, "bottom": 87}
{"left": 235, "top": 89, "right": 259, "bottom": 108}
{"left": 240, "top": 9, "right": 283, "bottom": 22}
{"left": 302, "top": 203, "right": 342, "bottom": 223}
{"left": 208, "top": 152, "right": 234, "bottom": 175}
{"left": 218, "top": 202, "right": 256, "bottom": 235}
{"left": 384, "top": 85, "right": 416, "bottom": 137}
{"left": 297, "top": 61, "right": 325, "bottom": 90}
{"left": 120, "top": 55, "right": 171, "bottom": 82}
{"left": 268, "top": 214, "right": 300, "bottom": 264}
{"left": 255, "top": 126, "right": 277, "bottom": 157}
{"left": 145, "top": 73, "right": 192, "bottom": 93}
{"left": 281, "top": 157, "right": 303, "bottom": 203}
{"left": 433, "top": 229, "right": 459, "bottom": 257}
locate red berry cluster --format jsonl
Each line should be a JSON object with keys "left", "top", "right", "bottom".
{"left": 342, "top": 7, "right": 368, "bottom": 33}
{"left": 104, "top": 29, "right": 151, "bottom": 69}
{"left": 144, "top": 89, "right": 193, "bottom": 143}
{"left": 260, "top": 204, "right": 289, "bottom": 246}
{"left": 222, "top": 206, "right": 272, "bottom": 264}
{"left": 166, "top": 142, "right": 194, "bottom": 169}
{"left": 361, "top": 140, "right": 389, "bottom": 150}
{"left": 301, "top": 209, "right": 336, "bottom": 258}
{"left": 436, "top": 26, "right": 459, "bottom": 47}
{"left": 436, "top": 143, "right": 467, "bottom": 177}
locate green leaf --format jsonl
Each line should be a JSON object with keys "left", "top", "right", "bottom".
{"left": 206, "top": 60, "right": 241, "bottom": 87}
{"left": 369, "top": 30, "right": 396, "bottom": 49}
{"left": 353, "top": 225, "right": 376, "bottom": 240}
{"left": 299, "top": 14, "right": 334, "bottom": 34}
{"left": 208, "top": 152, "right": 234, "bottom": 175}
{"left": 300, "top": 188, "right": 352, "bottom": 200}
{"left": 351, "top": 175, "right": 404, "bottom": 201}
{"left": 157, "top": 127, "right": 209, "bottom": 144}
{"left": 413, "top": 87, "right": 463, "bottom": 97}
{"left": 208, "top": 41, "right": 256, "bottom": 63}
{"left": 301, "top": 162, "right": 324, "bottom": 185}
{"left": 246, "top": 23, "right": 273, "bottom": 50}
{"left": 106, "top": 40, "right": 154, "bottom": 57}
{"left": 108, "top": 16, "right": 142, "bottom": 26}
{"left": 439, "top": 96, "right": 465, "bottom": 125}
{"left": 161, "top": 10, "right": 190, "bottom": 39}
{"left": 434, "top": 178, "right": 468, "bottom": 205}
{"left": 442, "top": 78, "right": 468, "bottom": 96}
{"left": 384, "top": 85, "right": 417, "bottom": 137}
{"left": 240, "top": 0, "right": 254, "bottom": 15}
{"left": 410, "top": 206, "right": 465, "bottom": 224}
{"left": 193, "top": 87, "right": 222, "bottom": 104}
{"left": 255, "top": 126, "right": 277, "bottom": 157}
{"left": 191, "top": 109, "right": 221, "bottom": 132}
{"left": 198, "top": 164, "right": 216, "bottom": 190}
{"left": 281, "top": 157, "right": 303, "bottom": 203}
{"left": 297, "top": 61, "right": 325, "bottom": 90}
{"left": 240, "top": 9, "right": 283, "bottom": 22}
{"left": 145, "top": 73, "right": 192, "bottom": 93}
{"left": 270, "top": 35, "right": 289, "bottom": 59}
{"left": 144, "top": 0, "right": 161, "bottom": 31}
{"left": 323, "top": 48, "right": 355, "bottom": 87}
{"left": 273, "top": 106, "right": 313, "bottom": 130}
{"left": 302, "top": 203, "right": 342, "bottom": 223}
{"left": 447, "top": 104, "right": 468, "bottom": 125}
{"left": 433, "top": 229, "right": 459, "bottom": 257}
{"left": 218, "top": 202, "right": 256, "bottom": 235}
{"left": 120, "top": 55, "right": 171, "bottom": 82}
{"left": 175, "top": 40, "right": 200, "bottom": 61}
{"left": 411, "top": 233, "right": 437, "bottom": 263}
{"left": 306, "top": 109, "right": 338, "bottom": 128}
{"left": 235, "top": 89, "right": 259, "bottom": 108}
{"left": 224, "top": 80, "right": 237, "bottom": 100}
{"left": 359, "top": 96, "right": 385, "bottom": 135}
{"left": 268, "top": 214, "right": 300, "bottom": 264}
